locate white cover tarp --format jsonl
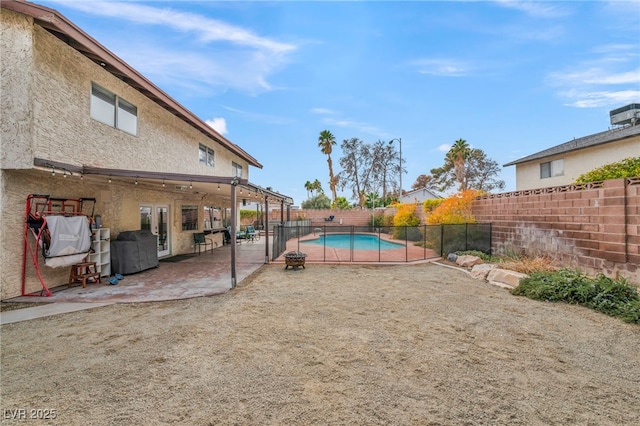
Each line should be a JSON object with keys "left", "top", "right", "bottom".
{"left": 43, "top": 216, "right": 91, "bottom": 268}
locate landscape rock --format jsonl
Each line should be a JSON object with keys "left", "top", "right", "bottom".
{"left": 456, "top": 255, "right": 484, "bottom": 268}
{"left": 447, "top": 253, "right": 458, "bottom": 262}
{"left": 470, "top": 263, "right": 498, "bottom": 280}
{"left": 487, "top": 268, "right": 528, "bottom": 289}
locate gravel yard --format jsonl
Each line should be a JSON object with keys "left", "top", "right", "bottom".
{"left": 1, "top": 263, "right": 639, "bottom": 425}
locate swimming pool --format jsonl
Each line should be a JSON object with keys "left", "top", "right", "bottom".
{"left": 302, "top": 233, "right": 405, "bottom": 250}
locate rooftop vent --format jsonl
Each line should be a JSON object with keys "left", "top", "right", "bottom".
{"left": 610, "top": 103, "right": 640, "bottom": 126}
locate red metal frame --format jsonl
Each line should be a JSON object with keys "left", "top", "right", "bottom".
{"left": 22, "top": 194, "right": 95, "bottom": 296}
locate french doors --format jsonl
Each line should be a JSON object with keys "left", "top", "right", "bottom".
{"left": 140, "top": 204, "right": 170, "bottom": 258}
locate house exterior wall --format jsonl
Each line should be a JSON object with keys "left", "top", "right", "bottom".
{"left": 399, "top": 188, "right": 440, "bottom": 204}
{"left": 514, "top": 137, "right": 640, "bottom": 190}
{"left": 0, "top": 11, "right": 245, "bottom": 299}
{"left": 471, "top": 178, "right": 640, "bottom": 285}
{"left": 0, "top": 9, "right": 34, "bottom": 169}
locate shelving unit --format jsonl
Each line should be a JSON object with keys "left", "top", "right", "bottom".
{"left": 89, "top": 228, "right": 111, "bottom": 277}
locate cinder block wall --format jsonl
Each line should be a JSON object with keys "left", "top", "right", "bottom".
{"left": 267, "top": 209, "right": 381, "bottom": 226}
{"left": 472, "top": 178, "right": 640, "bottom": 284}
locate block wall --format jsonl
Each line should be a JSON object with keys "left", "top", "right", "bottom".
{"left": 472, "top": 178, "right": 640, "bottom": 284}
{"left": 267, "top": 209, "right": 380, "bottom": 227}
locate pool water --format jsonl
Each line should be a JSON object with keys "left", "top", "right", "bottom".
{"left": 302, "top": 233, "right": 404, "bottom": 250}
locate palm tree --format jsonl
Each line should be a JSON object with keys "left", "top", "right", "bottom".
{"left": 304, "top": 180, "right": 313, "bottom": 199}
{"left": 447, "top": 139, "right": 471, "bottom": 191}
{"left": 318, "top": 130, "right": 338, "bottom": 203}
{"left": 312, "top": 179, "right": 323, "bottom": 196}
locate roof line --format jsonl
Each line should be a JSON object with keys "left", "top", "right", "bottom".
{"left": 503, "top": 124, "right": 640, "bottom": 167}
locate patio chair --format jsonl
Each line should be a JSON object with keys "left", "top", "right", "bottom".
{"left": 227, "top": 226, "right": 246, "bottom": 243}
{"left": 246, "top": 225, "right": 258, "bottom": 241}
{"left": 193, "top": 232, "right": 213, "bottom": 254}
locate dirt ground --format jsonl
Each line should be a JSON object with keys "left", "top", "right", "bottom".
{"left": 1, "top": 263, "right": 639, "bottom": 425}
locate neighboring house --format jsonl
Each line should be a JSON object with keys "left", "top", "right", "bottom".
{"left": 0, "top": 0, "right": 292, "bottom": 299}
{"left": 504, "top": 110, "right": 640, "bottom": 190}
{"left": 399, "top": 187, "right": 442, "bottom": 204}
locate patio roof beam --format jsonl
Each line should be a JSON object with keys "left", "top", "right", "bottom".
{"left": 33, "top": 158, "right": 293, "bottom": 205}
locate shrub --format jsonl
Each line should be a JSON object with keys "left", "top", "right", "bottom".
{"left": 574, "top": 156, "right": 640, "bottom": 183}
{"left": 393, "top": 203, "right": 420, "bottom": 227}
{"left": 392, "top": 203, "right": 421, "bottom": 240}
{"left": 426, "top": 190, "right": 481, "bottom": 225}
{"left": 512, "top": 269, "right": 640, "bottom": 324}
{"left": 423, "top": 198, "right": 444, "bottom": 214}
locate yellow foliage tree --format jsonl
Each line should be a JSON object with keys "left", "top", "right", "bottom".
{"left": 426, "top": 190, "right": 482, "bottom": 224}
{"left": 393, "top": 203, "right": 420, "bottom": 227}
{"left": 422, "top": 198, "right": 444, "bottom": 214}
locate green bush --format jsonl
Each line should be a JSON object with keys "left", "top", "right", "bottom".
{"left": 574, "top": 156, "right": 640, "bottom": 183}
{"left": 512, "top": 269, "right": 640, "bottom": 324}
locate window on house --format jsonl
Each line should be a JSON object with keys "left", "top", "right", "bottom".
{"left": 203, "top": 206, "right": 222, "bottom": 230}
{"left": 199, "top": 144, "right": 215, "bottom": 167}
{"left": 540, "top": 159, "right": 564, "bottom": 179}
{"left": 181, "top": 205, "right": 199, "bottom": 231}
{"left": 90, "top": 83, "right": 137, "bottom": 135}
{"left": 232, "top": 162, "right": 243, "bottom": 178}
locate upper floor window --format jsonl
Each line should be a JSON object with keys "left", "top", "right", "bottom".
{"left": 540, "top": 159, "right": 564, "bottom": 179}
{"left": 232, "top": 162, "right": 243, "bottom": 178}
{"left": 90, "top": 83, "right": 137, "bottom": 135}
{"left": 199, "top": 144, "right": 215, "bottom": 167}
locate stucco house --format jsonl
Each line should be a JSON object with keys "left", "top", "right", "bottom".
{"left": 1, "top": 0, "right": 292, "bottom": 300}
{"left": 399, "top": 187, "right": 442, "bottom": 204}
{"left": 504, "top": 113, "right": 640, "bottom": 191}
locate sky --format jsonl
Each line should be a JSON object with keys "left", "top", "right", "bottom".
{"left": 37, "top": 0, "right": 640, "bottom": 205}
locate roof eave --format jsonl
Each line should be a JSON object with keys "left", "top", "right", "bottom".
{"left": 2, "top": 0, "right": 262, "bottom": 169}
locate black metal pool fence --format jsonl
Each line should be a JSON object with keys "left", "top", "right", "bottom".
{"left": 272, "top": 222, "right": 492, "bottom": 263}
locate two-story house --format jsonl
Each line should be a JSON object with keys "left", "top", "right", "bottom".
{"left": 504, "top": 106, "right": 640, "bottom": 191}
{"left": 1, "top": 0, "right": 292, "bottom": 299}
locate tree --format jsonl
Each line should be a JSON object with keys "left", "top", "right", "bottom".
{"left": 411, "top": 174, "right": 438, "bottom": 191}
{"left": 338, "top": 138, "right": 400, "bottom": 207}
{"left": 431, "top": 146, "right": 504, "bottom": 193}
{"left": 311, "top": 179, "right": 323, "bottom": 196}
{"left": 334, "top": 196, "right": 351, "bottom": 210}
{"left": 301, "top": 193, "right": 331, "bottom": 209}
{"left": 318, "top": 130, "right": 338, "bottom": 204}
{"left": 371, "top": 140, "right": 399, "bottom": 201}
{"left": 304, "top": 180, "right": 312, "bottom": 199}
{"left": 339, "top": 138, "right": 368, "bottom": 205}
{"left": 465, "top": 149, "right": 505, "bottom": 192}
{"left": 446, "top": 139, "right": 471, "bottom": 191}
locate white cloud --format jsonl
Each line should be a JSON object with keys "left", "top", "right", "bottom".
{"left": 311, "top": 108, "right": 336, "bottom": 115}
{"left": 52, "top": 0, "right": 295, "bottom": 53}
{"left": 322, "top": 117, "right": 384, "bottom": 136}
{"left": 438, "top": 144, "right": 451, "bottom": 152}
{"left": 48, "top": 0, "right": 296, "bottom": 95}
{"left": 493, "top": 0, "right": 570, "bottom": 18}
{"left": 560, "top": 90, "right": 640, "bottom": 108}
{"left": 547, "top": 44, "right": 640, "bottom": 108}
{"left": 222, "top": 106, "right": 293, "bottom": 125}
{"left": 549, "top": 68, "right": 640, "bottom": 86}
{"left": 206, "top": 118, "right": 228, "bottom": 135}
{"left": 411, "top": 59, "right": 469, "bottom": 77}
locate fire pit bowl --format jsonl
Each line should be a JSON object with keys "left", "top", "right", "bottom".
{"left": 284, "top": 251, "right": 307, "bottom": 270}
